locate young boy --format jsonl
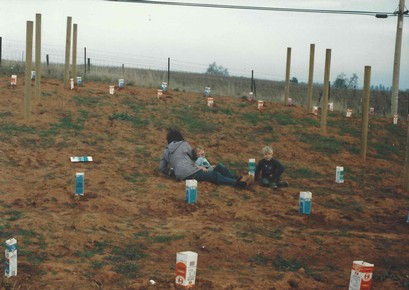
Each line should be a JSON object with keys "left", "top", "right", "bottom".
{"left": 255, "top": 146, "right": 288, "bottom": 189}
{"left": 192, "top": 146, "right": 214, "bottom": 172}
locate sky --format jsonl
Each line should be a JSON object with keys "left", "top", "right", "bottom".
{"left": 0, "top": 0, "right": 408, "bottom": 89}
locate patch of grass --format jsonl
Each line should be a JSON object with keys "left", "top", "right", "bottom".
{"left": 149, "top": 234, "right": 185, "bottom": 243}
{"left": 370, "top": 142, "right": 400, "bottom": 160}
{"left": 272, "top": 111, "right": 296, "bottom": 125}
{"left": 249, "top": 254, "right": 269, "bottom": 265}
{"left": 241, "top": 113, "right": 260, "bottom": 125}
{"left": 113, "top": 262, "right": 140, "bottom": 278}
{"left": 272, "top": 256, "right": 303, "bottom": 272}
{"left": 219, "top": 108, "right": 233, "bottom": 115}
{"left": 73, "top": 95, "right": 103, "bottom": 107}
{"left": 123, "top": 172, "right": 147, "bottom": 183}
{"left": 328, "top": 119, "right": 360, "bottom": 137}
{"left": 287, "top": 167, "right": 321, "bottom": 179}
{"left": 109, "top": 112, "right": 149, "bottom": 128}
{"left": 298, "top": 133, "right": 344, "bottom": 154}
{"left": 301, "top": 117, "right": 320, "bottom": 127}
{"left": 4, "top": 210, "right": 23, "bottom": 221}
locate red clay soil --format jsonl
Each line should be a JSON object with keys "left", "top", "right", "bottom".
{"left": 0, "top": 76, "right": 408, "bottom": 289}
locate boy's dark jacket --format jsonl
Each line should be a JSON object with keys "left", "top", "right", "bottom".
{"left": 255, "top": 158, "right": 284, "bottom": 181}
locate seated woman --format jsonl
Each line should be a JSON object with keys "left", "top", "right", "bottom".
{"left": 159, "top": 129, "right": 251, "bottom": 188}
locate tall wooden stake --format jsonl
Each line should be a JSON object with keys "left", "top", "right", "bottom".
{"left": 24, "top": 21, "right": 34, "bottom": 121}
{"left": 64, "top": 16, "right": 72, "bottom": 88}
{"left": 320, "top": 49, "right": 331, "bottom": 133}
{"left": 361, "top": 66, "right": 371, "bottom": 160}
{"left": 72, "top": 23, "right": 78, "bottom": 83}
{"left": 35, "top": 13, "right": 42, "bottom": 100}
{"left": 284, "top": 47, "right": 291, "bottom": 105}
{"left": 307, "top": 44, "right": 315, "bottom": 113}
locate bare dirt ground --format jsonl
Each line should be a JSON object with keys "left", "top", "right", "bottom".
{"left": 0, "top": 76, "right": 408, "bottom": 289}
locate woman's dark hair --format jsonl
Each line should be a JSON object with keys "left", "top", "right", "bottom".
{"left": 166, "top": 129, "right": 184, "bottom": 144}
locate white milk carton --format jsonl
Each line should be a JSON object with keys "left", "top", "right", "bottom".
{"left": 348, "top": 261, "right": 374, "bottom": 290}
{"left": 109, "top": 85, "right": 115, "bottom": 95}
{"left": 328, "top": 102, "right": 334, "bottom": 111}
{"left": 288, "top": 98, "right": 293, "bottom": 106}
{"left": 157, "top": 89, "right": 163, "bottom": 100}
{"left": 393, "top": 114, "right": 398, "bottom": 125}
{"left": 248, "top": 92, "right": 254, "bottom": 101}
{"left": 76, "top": 77, "right": 82, "bottom": 87}
{"left": 31, "top": 71, "right": 36, "bottom": 80}
{"left": 204, "top": 87, "right": 211, "bottom": 97}
{"left": 185, "top": 180, "right": 197, "bottom": 204}
{"left": 10, "top": 75, "right": 17, "bottom": 86}
{"left": 312, "top": 106, "right": 318, "bottom": 116}
{"left": 257, "top": 100, "right": 264, "bottom": 111}
{"left": 118, "top": 79, "right": 124, "bottom": 89}
{"left": 75, "top": 172, "right": 84, "bottom": 196}
{"left": 176, "top": 251, "right": 198, "bottom": 288}
{"left": 336, "top": 166, "right": 344, "bottom": 183}
{"left": 369, "top": 107, "right": 375, "bottom": 115}
{"left": 207, "top": 97, "right": 214, "bottom": 108}
{"left": 299, "top": 191, "right": 312, "bottom": 215}
{"left": 70, "top": 78, "right": 74, "bottom": 90}
{"left": 161, "top": 82, "right": 167, "bottom": 92}
{"left": 5, "top": 238, "right": 17, "bottom": 277}
{"left": 248, "top": 158, "right": 256, "bottom": 176}
{"left": 346, "top": 109, "right": 352, "bottom": 117}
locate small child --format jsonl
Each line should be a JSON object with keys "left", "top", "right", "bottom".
{"left": 255, "top": 146, "right": 288, "bottom": 189}
{"left": 192, "top": 146, "right": 213, "bottom": 172}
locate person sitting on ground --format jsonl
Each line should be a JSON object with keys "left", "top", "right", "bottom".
{"left": 192, "top": 146, "right": 242, "bottom": 183}
{"left": 159, "top": 129, "right": 252, "bottom": 188}
{"left": 255, "top": 145, "right": 288, "bottom": 189}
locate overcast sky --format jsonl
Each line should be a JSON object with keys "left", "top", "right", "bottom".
{"left": 0, "top": 0, "right": 408, "bottom": 89}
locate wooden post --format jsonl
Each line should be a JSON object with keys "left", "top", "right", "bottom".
{"left": 361, "top": 66, "right": 371, "bottom": 161}
{"left": 64, "top": 16, "right": 72, "bottom": 88}
{"left": 35, "top": 13, "right": 41, "bottom": 100}
{"left": 46, "top": 54, "right": 49, "bottom": 66}
{"left": 167, "top": 57, "right": 170, "bottom": 88}
{"left": 87, "top": 58, "right": 90, "bottom": 72}
{"left": 84, "top": 47, "right": 86, "bottom": 76}
{"left": 122, "top": 64, "right": 124, "bottom": 75}
{"left": 24, "top": 21, "right": 34, "bottom": 121}
{"left": 307, "top": 44, "right": 315, "bottom": 113}
{"left": 320, "top": 49, "right": 331, "bottom": 133}
{"left": 72, "top": 23, "right": 77, "bottom": 83}
{"left": 404, "top": 120, "right": 409, "bottom": 190}
{"left": 251, "top": 70, "right": 254, "bottom": 93}
{"left": 284, "top": 47, "right": 291, "bottom": 105}
{"left": 391, "top": 0, "right": 405, "bottom": 117}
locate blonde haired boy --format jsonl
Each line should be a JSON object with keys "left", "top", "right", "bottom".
{"left": 255, "top": 146, "right": 288, "bottom": 189}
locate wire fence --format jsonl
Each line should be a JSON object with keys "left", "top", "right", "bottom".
{"left": 1, "top": 37, "right": 409, "bottom": 118}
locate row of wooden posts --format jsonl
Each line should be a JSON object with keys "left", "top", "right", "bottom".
{"left": 19, "top": 15, "right": 409, "bottom": 190}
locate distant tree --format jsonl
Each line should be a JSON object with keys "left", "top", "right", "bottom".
{"left": 333, "top": 73, "right": 358, "bottom": 89}
{"left": 290, "top": 77, "right": 298, "bottom": 84}
{"left": 206, "top": 62, "right": 229, "bottom": 76}
{"left": 333, "top": 73, "right": 347, "bottom": 88}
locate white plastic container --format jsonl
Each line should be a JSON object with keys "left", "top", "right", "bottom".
{"left": 161, "top": 82, "right": 167, "bottom": 92}
{"left": 109, "top": 85, "right": 115, "bottom": 95}
{"left": 257, "top": 100, "right": 264, "bottom": 111}
{"left": 157, "top": 89, "right": 163, "bottom": 99}
{"left": 346, "top": 109, "right": 352, "bottom": 117}
{"left": 336, "top": 166, "right": 344, "bottom": 183}
{"left": 288, "top": 97, "right": 292, "bottom": 106}
{"left": 176, "top": 251, "right": 198, "bottom": 288}
{"left": 248, "top": 158, "right": 256, "bottom": 176}
{"left": 70, "top": 78, "right": 74, "bottom": 90}
{"left": 77, "top": 77, "right": 82, "bottom": 87}
{"left": 75, "top": 173, "right": 84, "bottom": 195}
{"left": 348, "top": 261, "right": 374, "bottom": 290}
{"left": 207, "top": 97, "right": 214, "bottom": 108}
{"left": 328, "top": 102, "right": 334, "bottom": 111}
{"left": 31, "top": 71, "right": 36, "bottom": 80}
{"left": 10, "top": 75, "right": 17, "bottom": 86}
{"left": 5, "top": 238, "right": 17, "bottom": 277}
{"left": 118, "top": 79, "right": 125, "bottom": 89}
{"left": 185, "top": 180, "right": 197, "bottom": 204}
{"left": 204, "top": 87, "right": 211, "bottom": 97}
{"left": 299, "top": 191, "right": 312, "bottom": 215}
{"left": 393, "top": 114, "right": 398, "bottom": 125}
{"left": 312, "top": 106, "right": 318, "bottom": 116}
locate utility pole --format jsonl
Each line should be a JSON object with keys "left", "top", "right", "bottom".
{"left": 390, "top": 0, "right": 405, "bottom": 118}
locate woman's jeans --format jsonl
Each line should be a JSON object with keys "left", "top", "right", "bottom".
{"left": 189, "top": 163, "right": 238, "bottom": 186}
